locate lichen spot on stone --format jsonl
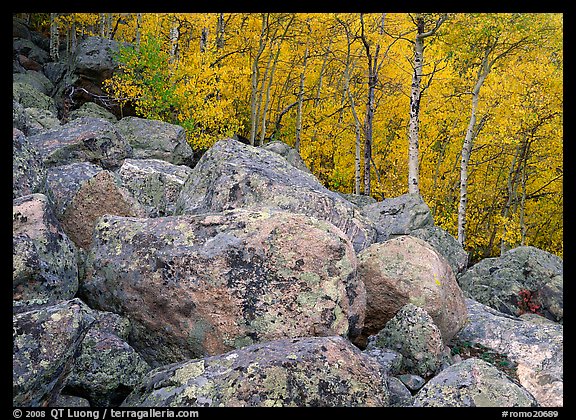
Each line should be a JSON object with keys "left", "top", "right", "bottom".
{"left": 173, "top": 360, "right": 205, "bottom": 384}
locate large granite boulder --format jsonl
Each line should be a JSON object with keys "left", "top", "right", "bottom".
{"left": 13, "top": 193, "right": 78, "bottom": 305}
{"left": 115, "top": 117, "right": 195, "bottom": 166}
{"left": 27, "top": 117, "right": 133, "bottom": 170}
{"left": 73, "top": 36, "right": 123, "bottom": 84}
{"left": 13, "top": 299, "right": 94, "bottom": 407}
{"left": 413, "top": 358, "right": 538, "bottom": 407}
{"left": 59, "top": 170, "right": 146, "bottom": 250}
{"left": 356, "top": 235, "right": 467, "bottom": 346}
{"left": 366, "top": 304, "right": 448, "bottom": 378}
{"left": 69, "top": 101, "right": 118, "bottom": 122}
{"left": 453, "top": 298, "right": 563, "bottom": 407}
{"left": 13, "top": 70, "right": 54, "bottom": 96}
{"left": 13, "top": 128, "right": 47, "bottom": 199}
{"left": 118, "top": 158, "right": 193, "bottom": 217}
{"left": 65, "top": 309, "right": 151, "bottom": 407}
{"left": 13, "top": 38, "right": 50, "bottom": 66}
{"left": 361, "top": 193, "right": 434, "bottom": 242}
{"left": 21, "top": 107, "right": 61, "bottom": 136}
{"left": 457, "top": 246, "right": 563, "bottom": 323}
{"left": 81, "top": 208, "right": 364, "bottom": 367}
{"left": 174, "top": 139, "right": 376, "bottom": 252}
{"left": 122, "top": 336, "right": 389, "bottom": 407}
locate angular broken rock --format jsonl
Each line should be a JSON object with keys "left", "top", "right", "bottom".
{"left": 13, "top": 128, "right": 47, "bottom": 199}
{"left": 13, "top": 299, "right": 94, "bottom": 407}
{"left": 13, "top": 193, "right": 78, "bottom": 305}
{"left": 118, "top": 158, "right": 193, "bottom": 217}
{"left": 60, "top": 170, "right": 146, "bottom": 250}
{"left": 453, "top": 298, "right": 563, "bottom": 407}
{"left": 122, "top": 336, "right": 389, "bottom": 407}
{"left": 356, "top": 235, "right": 467, "bottom": 347}
{"left": 81, "top": 208, "right": 364, "bottom": 367}
{"left": 458, "top": 246, "right": 563, "bottom": 323}
{"left": 175, "top": 139, "right": 376, "bottom": 252}
{"left": 115, "top": 116, "right": 194, "bottom": 166}
{"left": 367, "top": 304, "right": 447, "bottom": 378}
{"left": 27, "top": 117, "right": 132, "bottom": 170}
{"left": 412, "top": 357, "right": 538, "bottom": 407}
{"left": 262, "top": 140, "right": 311, "bottom": 173}
{"left": 361, "top": 193, "right": 434, "bottom": 242}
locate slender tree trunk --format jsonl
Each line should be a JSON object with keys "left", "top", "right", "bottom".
{"left": 457, "top": 59, "right": 490, "bottom": 246}
{"left": 364, "top": 74, "right": 376, "bottom": 196}
{"left": 49, "top": 13, "right": 59, "bottom": 61}
{"left": 216, "top": 13, "right": 225, "bottom": 49}
{"left": 169, "top": 17, "right": 180, "bottom": 63}
{"left": 295, "top": 43, "right": 309, "bottom": 153}
{"left": 249, "top": 14, "right": 269, "bottom": 146}
{"left": 200, "top": 27, "right": 209, "bottom": 53}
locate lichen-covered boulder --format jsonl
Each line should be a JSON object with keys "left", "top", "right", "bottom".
{"left": 81, "top": 208, "right": 364, "bottom": 367}
{"left": 13, "top": 38, "right": 50, "bottom": 65}
{"left": 13, "top": 70, "right": 54, "bottom": 96}
{"left": 453, "top": 298, "right": 563, "bottom": 407}
{"left": 69, "top": 102, "right": 118, "bottom": 122}
{"left": 174, "top": 139, "right": 376, "bottom": 252}
{"left": 13, "top": 193, "right": 78, "bottom": 305}
{"left": 13, "top": 81, "right": 57, "bottom": 115}
{"left": 66, "top": 309, "right": 151, "bottom": 407}
{"left": 122, "top": 336, "right": 389, "bottom": 407}
{"left": 73, "top": 36, "right": 123, "bottom": 84}
{"left": 13, "top": 298, "right": 95, "bottom": 407}
{"left": 13, "top": 100, "right": 30, "bottom": 134}
{"left": 356, "top": 235, "right": 467, "bottom": 346}
{"left": 457, "top": 246, "right": 563, "bottom": 323}
{"left": 50, "top": 394, "right": 91, "bottom": 407}
{"left": 363, "top": 347, "right": 403, "bottom": 376}
{"left": 21, "top": 107, "right": 61, "bottom": 136}
{"left": 118, "top": 158, "right": 193, "bottom": 217}
{"left": 60, "top": 170, "right": 146, "bottom": 250}
{"left": 413, "top": 358, "right": 538, "bottom": 407}
{"left": 367, "top": 304, "right": 447, "bottom": 378}
{"left": 115, "top": 117, "right": 194, "bottom": 166}
{"left": 410, "top": 226, "right": 469, "bottom": 274}
{"left": 262, "top": 140, "right": 311, "bottom": 173}
{"left": 13, "top": 128, "right": 47, "bottom": 199}
{"left": 27, "top": 117, "right": 133, "bottom": 170}
{"left": 46, "top": 162, "right": 103, "bottom": 219}
{"left": 361, "top": 193, "right": 434, "bottom": 242}
{"left": 387, "top": 377, "right": 413, "bottom": 407}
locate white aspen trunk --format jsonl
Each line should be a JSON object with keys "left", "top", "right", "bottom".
{"left": 49, "top": 13, "right": 59, "bottom": 61}
{"left": 295, "top": 43, "right": 309, "bottom": 153}
{"left": 458, "top": 71, "right": 488, "bottom": 246}
{"left": 216, "top": 13, "right": 225, "bottom": 49}
{"left": 169, "top": 18, "right": 180, "bottom": 63}
{"left": 408, "top": 33, "right": 424, "bottom": 194}
{"left": 249, "top": 14, "right": 268, "bottom": 146}
{"left": 200, "top": 27, "right": 208, "bottom": 53}
{"left": 349, "top": 90, "right": 362, "bottom": 195}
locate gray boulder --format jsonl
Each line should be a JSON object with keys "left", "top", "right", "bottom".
{"left": 413, "top": 358, "right": 538, "bottom": 407}
{"left": 73, "top": 36, "right": 123, "bottom": 84}
{"left": 66, "top": 309, "right": 151, "bottom": 407}
{"left": 363, "top": 347, "right": 403, "bottom": 375}
{"left": 81, "top": 208, "right": 364, "bottom": 367}
{"left": 457, "top": 246, "right": 563, "bottom": 322}
{"left": 46, "top": 162, "right": 103, "bottom": 219}
{"left": 453, "top": 298, "right": 563, "bottom": 407}
{"left": 387, "top": 377, "right": 413, "bottom": 407}
{"left": 69, "top": 102, "right": 118, "bottom": 122}
{"left": 13, "top": 299, "right": 94, "bottom": 407}
{"left": 262, "top": 140, "right": 311, "bottom": 173}
{"left": 13, "top": 194, "right": 78, "bottom": 306}
{"left": 13, "top": 128, "right": 47, "bottom": 198}
{"left": 366, "top": 304, "right": 448, "bottom": 378}
{"left": 43, "top": 62, "right": 68, "bottom": 86}
{"left": 21, "top": 107, "right": 61, "bottom": 136}
{"left": 13, "top": 70, "right": 54, "bottom": 96}
{"left": 122, "top": 336, "right": 389, "bottom": 407}
{"left": 174, "top": 139, "right": 376, "bottom": 252}
{"left": 118, "top": 158, "right": 193, "bottom": 217}
{"left": 27, "top": 117, "right": 133, "bottom": 170}
{"left": 13, "top": 38, "right": 50, "bottom": 65}
{"left": 362, "top": 193, "right": 434, "bottom": 242}
{"left": 410, "top": 226, "right": 469, "bottom": 274}
{"left": 50, "top": 394, "right": 91, "bottom": 407}
{"left": 115, "top": 117, "right": 194, "bottom": 166}
{"left": 13, "top": 81, "right": 57, "bottom": 115}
